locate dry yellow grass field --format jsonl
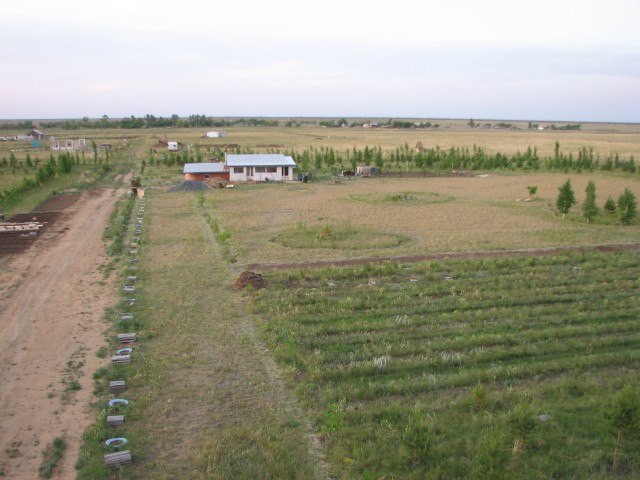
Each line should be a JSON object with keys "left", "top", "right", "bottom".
{"left": 1, "top": 122, "right": 638, "bottom": 164}
{"left": 142, "top": 125, "right": 640, "bottom": 158}
{"left": 204, "top": 173, "right": 640, "bottom": 265}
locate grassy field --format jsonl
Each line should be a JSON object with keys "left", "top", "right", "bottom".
{"left": 255, "top": 251, "right": 640, "bottom": 479}
{"left": 3, "top": 122, "right": 639, "bottom": 162}
{"left": 209, "top": 126, "right": 640, "bottom": 158}
{"left": 198, "top": 173, "right": 640, "bottom": 266}
{"left": 75, "top": 174, "right": 640, "bottom": 479}
{"left": 34, "top": 122, "right": 636, "bottom": 478}
{"left": 78, "top": 192, "right": 323, "bottom": 479}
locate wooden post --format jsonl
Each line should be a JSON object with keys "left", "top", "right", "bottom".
{"left": 613, "top": 429, "right": 622, "bottom": 472}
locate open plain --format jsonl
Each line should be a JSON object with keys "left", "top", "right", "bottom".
{"left": 1, "top": 122, "right": 639, "bottom": 478}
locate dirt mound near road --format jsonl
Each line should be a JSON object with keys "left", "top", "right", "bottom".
{"left": 234, "top": 271, "right": 266, "bottom": 290}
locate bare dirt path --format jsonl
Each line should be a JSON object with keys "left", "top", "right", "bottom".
{"left": 248, "top": 242, "right": 640, "bottom": 271}
{"left": 0, "top": 187, "right": 123, "bottom": 479}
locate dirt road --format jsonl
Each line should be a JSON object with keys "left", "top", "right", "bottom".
{"left": 0, "top": 188, "right": 121, "bottom": 479}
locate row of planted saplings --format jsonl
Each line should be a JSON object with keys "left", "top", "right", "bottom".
{"left": 103, "top": 198, "right": 146, "bottom": 470}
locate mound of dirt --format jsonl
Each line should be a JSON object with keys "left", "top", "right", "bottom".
{"left": 234, "top": 271, "right": 266, "bottom": 290}
{"left": 168, "top": 180, "right": 210, "bottom": 192}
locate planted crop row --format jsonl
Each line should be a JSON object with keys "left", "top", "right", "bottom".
{"left": 314, "top": 331, "right": 640, "bottom": 384}
{"left": 299, "top": 304, "right": 637, "bottom": 345}
{"left": 310, "top": 312, "right": 640, "bottom": 365}
{"left": 274, "top": 274, "right": 638, "bottom": 318}
{"left": 256, "top": 249, "right": 640, "bottom": 478}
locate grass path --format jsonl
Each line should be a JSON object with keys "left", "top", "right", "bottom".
{"left": 119, "top": 191, "right": 323, "bottom": 479}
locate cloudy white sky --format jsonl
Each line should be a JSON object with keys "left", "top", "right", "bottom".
{"left": 1, "top": 0, "right": 639, "bottom": 121}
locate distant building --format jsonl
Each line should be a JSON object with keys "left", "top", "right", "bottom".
{"left": 205, "top": 131, "right": 227, "bottom": 138}
{"left": 356, "top": 165, "right": 376, "bottom": 176}
{"left": 168, "top": 141, "right": 180, "bottom": 151}
{"left": 50, "top": 137, "right": 86, "bottom": 151}
{"left": 31, "top": 129, "right": 45, "bottom": 140}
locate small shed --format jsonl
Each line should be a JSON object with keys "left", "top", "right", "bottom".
{"left": 183, "top": 162, "right": 229, "bottom": 182}
{"left": 31, "top": 129, "right": 45, "bottom": 140}
{"left": 206, "top": 131, "right": 227, "bottom": 138}
{"left": 357, "top": 165, "right": 376, "bottom": 176}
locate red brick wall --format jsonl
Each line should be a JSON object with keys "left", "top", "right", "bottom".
{"left": 184, "top": 173, "right": 230, "bottom": 181}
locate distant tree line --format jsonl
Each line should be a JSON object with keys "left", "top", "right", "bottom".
{"left": 527, "top": 122, "right": 581, "bottom": 130}
{"left": 287, "top": 142, "right": 635, "bottom": 175}
{"left": 145, "top": 141, "right": 636, "bottom": 177}
{"left": 0, "top": 116, "right": 581, "bottom": 131}
{"left": 0, "top": 115, "right": 280, "bottom": 130}
{"left": 1, "top": 116, "right": 557, "bottom": 131}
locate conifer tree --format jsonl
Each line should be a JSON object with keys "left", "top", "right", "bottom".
{"left": 604, "top": 196, "right": 616, "bottom": 214}
{"left": 582, "top": 180, "right": 598, "bottom": 223}
{"left": 617, "top": 188, "right": 637, "bottom": 225}
{"left": 556, "top": 179, "right": 576, "bottom": 219}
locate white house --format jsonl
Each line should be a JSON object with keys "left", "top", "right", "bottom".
{"left": 225, "top": 154, "right": 296, "bottom": 182}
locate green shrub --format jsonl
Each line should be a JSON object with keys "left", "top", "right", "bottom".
{"left": 403, "top": 410, "right": 436, "bottom": 466}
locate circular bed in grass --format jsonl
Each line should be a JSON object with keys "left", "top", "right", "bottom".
{"left": 272, "top": 223, "right": 411, "bottom": 250}
{"left": 345, "top": 191, "right": 454, "bottom": 205}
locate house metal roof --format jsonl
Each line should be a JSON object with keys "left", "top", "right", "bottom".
{"left": 183, "top": 162, "right": 226, "bottom": 174}
{"left": 225, "top": 154, "right": 296, "bottom": 167}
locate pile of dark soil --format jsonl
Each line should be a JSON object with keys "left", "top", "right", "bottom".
{"left": 234, "top": 271, "right": 266, "bottom": 290}
{"left": 168, "top": 181, "right": 210, "bottom": 192}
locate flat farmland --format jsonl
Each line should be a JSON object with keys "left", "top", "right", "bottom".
{"left": 73, "top": 169, "right": 640, "bottom": 479}
{"left": 18, "top": 122, "right": 633, "bottom": 479}
{"left": 204, "top": 173, "right": 640, "bottom": 266}
{"left": 255, "top": 250, "right": 640, "bottom": 478}
{"left": 133, "top": 123, "right": 640, "bottom": 157}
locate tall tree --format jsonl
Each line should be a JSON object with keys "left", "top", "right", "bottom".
{"left": 556, "top": 179, "right": 576, "bottom": 219}
{"left": 617, "top": 188, "right": 637, "bottom": 225}
{"left": 582, "top": 180, "right": 598, "bottom": 223}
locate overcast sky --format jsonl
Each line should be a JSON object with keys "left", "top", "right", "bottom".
{"left": 1, "top": 0, "right": 639, "bottom": 122}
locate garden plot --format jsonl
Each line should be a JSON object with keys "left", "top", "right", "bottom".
{"left": 256, "top": 250, "right": 640, "bottom": 478}
{"left": 0, "top": 193, "right": 81, "bottom": 256}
